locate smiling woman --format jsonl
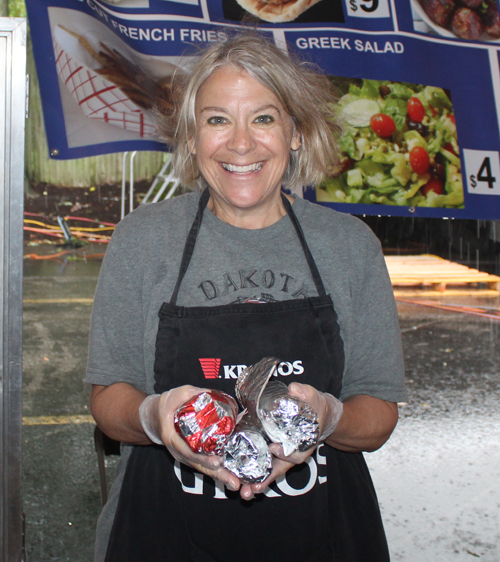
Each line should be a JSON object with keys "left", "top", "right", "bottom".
{"left": 86, "top": 30, "right": 407, "bottom": 562}
{"left": 190, "top": 66, "right": 301, "bottom": 227}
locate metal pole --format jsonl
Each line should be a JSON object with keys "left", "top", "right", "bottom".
{"left": 0, "top": 17, "right": 26, "bottom": 562}
{"left": 121, "top": 152, "right": 128, "bottom": 221}
{"left": 129, "top": 151, "right": 137, "bottom": 214}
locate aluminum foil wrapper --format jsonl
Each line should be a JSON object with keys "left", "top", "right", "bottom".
{"left": 235, "top": 357, "right": 279, "bottom": 420}
{"left": 174, "top": 390, "right": 238, "bottom": 455}
{"left": 223, "top": 416, "right": 272, "bottom": 484}
{"left": 259, "top": 380, "right": 319, "bottom": 456}
{"left": 236, "top": 357, "right": 319, "bottom": 456}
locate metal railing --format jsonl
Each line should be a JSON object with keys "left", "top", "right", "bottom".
{"left": 120, "top": 152, "right": 180, "bottom": 220}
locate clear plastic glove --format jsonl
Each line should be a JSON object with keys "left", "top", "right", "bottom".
{"left": 288, "top": 382, "right": 343, "bottom": 443}
{"left": 139, "top": 393, "right": 164, "bottom": 445}
{"left": 138, "top": 386, "right": 241, "bottom": 492}
{"left": 241, "top": 382, "right": 343, "bottom": 500}
{"left": 267, "top": 383, "right": 343, "bottom": 462}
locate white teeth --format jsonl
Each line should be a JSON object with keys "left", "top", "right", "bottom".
{"left": 222, "top": 162, "right": 262, "bottom": 173}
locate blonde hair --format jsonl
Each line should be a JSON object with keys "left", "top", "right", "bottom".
{"left": 157, "top": 31, "right": 341, "bottom": 191}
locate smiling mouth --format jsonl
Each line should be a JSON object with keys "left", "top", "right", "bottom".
{"left": 221, "top": 162, "right": 263, "bottom": 173}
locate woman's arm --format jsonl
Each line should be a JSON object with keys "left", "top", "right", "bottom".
{"left": 324, "top": 394, "right": 398, "bottom": 453}
{"left": 90, "top": 383, "right": 150, "bottom": 444}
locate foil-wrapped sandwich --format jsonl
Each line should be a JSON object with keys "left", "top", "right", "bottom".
{"left": 223, "top": 415, "right": 272, "bottom": 483}
{"left": 258, "top": 380, "right": 319, "bottom": 456}
{"left": 236, "top": 358, "right": 319, "bottom": 457}
{"left": 174, "top": 390, "right": 238, "bottom": 455}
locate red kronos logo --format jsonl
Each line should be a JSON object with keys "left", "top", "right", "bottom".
{"left": 199, "top": 358, "right": 304, "bottom": 380}
{"left": 199, "top": 358, "right": 221, "bottom": 379}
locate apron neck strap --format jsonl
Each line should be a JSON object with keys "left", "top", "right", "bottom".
{"left": 169, "top": 188, "right": 210, "bottom": 305}
{"left": 280, "top": 193, "right": 327, "bottom": 297}
{"left": 170, "top": 189, "right": 326, "bottom": 305}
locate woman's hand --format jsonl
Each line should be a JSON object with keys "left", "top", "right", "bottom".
{"left": 240, "top": 382, "right": 342, "bottom": 500}
{"left": 287, "top": 382, "right": 344, "bottom": 442}
{"left": 90, "top": 383, "right": 242, "bottom": 493}
{"left": 151, "top": 387, "right": 242, "bottom": 492}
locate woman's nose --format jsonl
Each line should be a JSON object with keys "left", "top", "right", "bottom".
{"left": 227, "top": 123, "right": 255, "bottom": 154}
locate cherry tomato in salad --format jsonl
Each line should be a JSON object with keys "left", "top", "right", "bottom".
{"left": 409, "top": 146, "right": 430, "bottom": 175}
{"left": 407, "top": 97, "right": 426, "bottom": 123}
{"left": 370, "top": 114, "right": 396, "bottom": 138}
{"left": 422, "top": 178, "right": 444, "bottom": 196}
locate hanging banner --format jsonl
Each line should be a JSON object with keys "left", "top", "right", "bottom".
{"left": 26, "top": 0, "right": 500, "bottom": 219}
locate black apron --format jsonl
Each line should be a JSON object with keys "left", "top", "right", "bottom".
{"left": 105, "top": 190, "right": 390, "bottom": 562}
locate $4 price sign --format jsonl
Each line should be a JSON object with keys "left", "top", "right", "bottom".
{"left": 464, "top": 149, "right": 500, "bottom": 196}
{"left": 346, "top": 0, "right": 390, "bottom": 18}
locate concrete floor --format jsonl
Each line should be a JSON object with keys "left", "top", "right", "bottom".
{"left": 22, "top": 249, "right": 500, "bottom": 561}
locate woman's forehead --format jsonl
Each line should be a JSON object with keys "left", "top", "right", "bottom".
{"left": 195, "top": 65, "right": 283, "bottom": 111}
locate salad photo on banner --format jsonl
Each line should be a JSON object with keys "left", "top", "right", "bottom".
{"left": 316, "top": 77, "right": 463, "bottom": 210}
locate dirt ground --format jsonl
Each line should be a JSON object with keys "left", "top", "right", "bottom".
{"left": 24, "top": 181, "right": 151, "bottom": 228}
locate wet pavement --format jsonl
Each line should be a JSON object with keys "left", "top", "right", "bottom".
{"left": 367, "top": 300, "right": 500, "bottom": 561}
{"left": 22, "top": 249, "right": 500, "bottom": 561}
{"left": 23, "top": 249, "right": 105, "bottom": 562}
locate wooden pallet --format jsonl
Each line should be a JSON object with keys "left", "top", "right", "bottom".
{"left": 384, "top": 254, "right": 500, "bottom": 293}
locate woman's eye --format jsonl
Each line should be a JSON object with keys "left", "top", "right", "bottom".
{"left": 207, "top": 116, "right": 227, "bottom": 125}
{"left": 255, "top": 114, "right": 274, "bottom": 125}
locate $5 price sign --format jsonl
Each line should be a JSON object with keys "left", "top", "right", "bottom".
{"left": 464, "top": 149, "right": 500, "bottom": 196}
{"left": 346, "top": 0, "right": 390, "bottom": 18}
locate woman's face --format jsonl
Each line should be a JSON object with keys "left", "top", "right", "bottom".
{"left": 191, "top": 65, "right": 301, "bottom": 224}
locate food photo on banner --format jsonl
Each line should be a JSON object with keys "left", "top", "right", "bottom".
{"left": 213, "top": 0, "right": 395, "bottom": 31}
{"left": 314, "top": 77, "right": 463, "bottom": 211}
{"left": 50, "top": 13, "right": 183, "bottom": 148}
{"left": 220, "top": 0, "right": 345, "bottom": 25}
{"left": 25, "top": 1, "right": 229, "bottom": 157}
{"left": 25, "top": 0, "right": 500, "bottom": 220}
{"left": 411, "top": 0, "right": 500, "bottom": 42}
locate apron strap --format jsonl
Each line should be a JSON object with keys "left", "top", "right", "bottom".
{"left": 170, "top": 188, "right": 210, "bottom": 305}
{"left": 170, "top": 188, "right": 326, "bottom": 305}
{"left": 281, "top": 193, "right": 327, "bottom": 297}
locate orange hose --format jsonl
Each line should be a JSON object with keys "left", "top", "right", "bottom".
{"left": 396, "top": 298, "right": 500, "bottom": 321}
{"left": 24, "top": 251, "right": 71, "bottom": 260}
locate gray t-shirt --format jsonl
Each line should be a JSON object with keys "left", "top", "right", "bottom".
{"left": 86, "top": 191, "right": 406, "bottom": 561}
